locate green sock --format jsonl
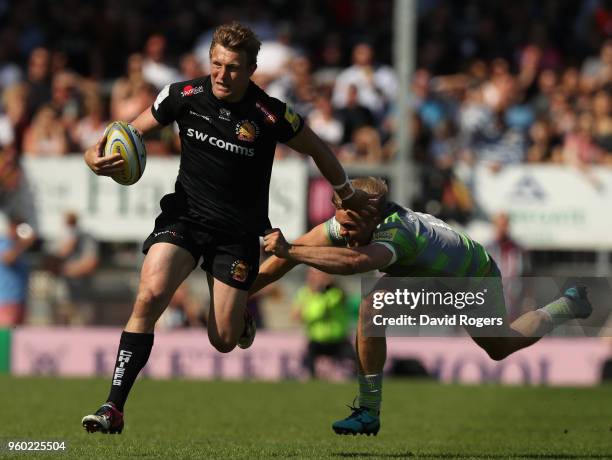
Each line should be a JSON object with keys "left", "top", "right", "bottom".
{"left": 358, "top": 373, "right": 382, "bottom": 416}
{"left": 539, "top": 297, "right": 574, "bottom": 327}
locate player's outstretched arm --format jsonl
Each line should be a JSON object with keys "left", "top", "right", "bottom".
{"left": 264, "top": 229, "right": 393, "bottom": 275}
{"left": 285, "top": 125, "right": 378, "bottom": 215}
{"left": 83, "top": 106, "right": 160, "bottom": 176}
{"left": 130, "top": 106, "right": 162, "bottom": 136}
{"left": 250, "top": 224, "right": 330, "bottom": 295}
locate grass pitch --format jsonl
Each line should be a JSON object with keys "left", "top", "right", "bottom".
{"left": 1, "top": 376, "right": 611, "bottom": 459}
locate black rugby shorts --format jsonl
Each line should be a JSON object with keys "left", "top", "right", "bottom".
{"left": 142, "top": 208, "right": 260, "bottom": 291}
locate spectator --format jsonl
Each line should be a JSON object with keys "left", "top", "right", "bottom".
{"left": 337, "top": 84, "right": 375, "bottom": 145}
{"left": 157, "top": 282, "right": 203, "bottom": 329}
{"left": 0, "top": 120, "right": 38, "bottom": 234}
{"left": 25, "top": 47, "right": 52, "bottom": 118}
{"left": 47, "top": 212, "right": 99, "bottom": 325}
{"left": 22, "top": 105, "right": 68, "bottom": 156}
{"left": 268, "top": 55, "right": 316, "bottom": 117}
{"left": 530, "top": 69, "right": 558, "bottom": 116}
{"left": 561, "top": 112, "right": 602, "bottom": 167}
{"left": 561, "top": 67, "right": 581, "bottom": 98}
{"left": 0, "top": 83, "right": 28, "bottom": 153}
{"left": 517, "top": 44, "right": 542, "bottom": 95}
{"left": 0, "top": 28, "right": 23, "bottom": 91}
{"left": 292, "top": 268, "right": 354, "bottom": 378}
{"left": 142, "top": 34, "right": 181, "bottom": 90}
{"left": 429, "top": 119, "right": 458, "bottom": 167}
{"left": 0, "top": 215, "right": 36, "bottom": 326}
{"left": 411, "top": 68, "right": 448, "bottom": 132}
{"left": 179, "top": 53, "right": 204, "bottom": 81}
{"left": 459, "top": 77, "right": 528, "bottom": 169}
{"left": 71, "top": 93, "right": 108, "bottom": 153}
{"left": 581, "top": 39, "right": 612, "bottom": 93}
{"left": 252, "top": 22, "right": 296, "bottom": 89}
{"left": 338, "top": 126, "right": 384, "bottom": 164}
{"left": 485, "top": 212, "right": 530, "bottom": 321}
{"left": 49, "top": 71, "right": 81, "bottom": 138}
{"left": 332, "top": 42, "right": 397, "bottom": 119}
{"left": 307, "top": 90, "right": 343, "bottom": 148}
{"left": 592, "top": 88, "right": 612, "bottom": 162}
{"left": 548, "top": 90, "right": 576, "bottom": 137}
{"left": 526, "top": 118, "right": 561, "bottom": 163}
{"left": 111, "top": 53, "right": 146, "bottom": 120}
{"left": 312, "top": 35, "right": 344, "bottom": 87}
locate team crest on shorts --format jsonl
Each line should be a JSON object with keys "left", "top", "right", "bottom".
{"left": 235, "top": 120, "right": 260, "bottom": 142}
{"left": 230, "top": 259, "right": 250, "bottom": 282}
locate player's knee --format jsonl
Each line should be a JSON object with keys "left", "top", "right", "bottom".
{"left": 208, "top": 331, "right": 237, "bottom": 353}
{"left": 473, "top": 337, "right": 512, "bottom": 361}
{"left": 484, "top": 347, "right": 509, "bottom": 361}
{"left": 135, "top": 285, "right": 171, "bottom": 310}
{"left": 210, "top": 337, "right": 237, "bottom": 353}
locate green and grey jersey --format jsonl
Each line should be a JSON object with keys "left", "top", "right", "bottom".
{"left": 324, "top": 202, "right": 493, "bottom": 277}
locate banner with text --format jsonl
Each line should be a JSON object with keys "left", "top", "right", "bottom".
{"left": 10, "top": 328, "right": 611, "bottom": 385}
{"left": 473, "top": 164, "right": 612, "bottom": 249}
{"left": 22, "top": 157, "right": 307, "bottom": 241}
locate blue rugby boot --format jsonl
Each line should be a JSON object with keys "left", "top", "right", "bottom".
{"left": 563, "top": 285, "right": 592, "bottom": 319}
{"left": 332, "top": 403, "right": 380, "bottom": 436}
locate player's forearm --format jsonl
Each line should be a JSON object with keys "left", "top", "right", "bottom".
{"left": 130, "top": 107, "right": 161, "bottom": 136}
{"left": 308, "top": 142, "right": 354, "bottom": 198}
{"left": 250, "top": 256, "right": 299, "bottom": 295}
{"left": 310, "top": 143, "right": 346, "bottom": 186}
{"left": 286, "top": 245, "right": 364, "bottom": 275}
{"left": 288, "top": 126, "right": 353, "bottom": 198}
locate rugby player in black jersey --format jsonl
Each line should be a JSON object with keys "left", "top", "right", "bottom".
{"left": 80, "top": 22, "right": 376, "bottom": 434}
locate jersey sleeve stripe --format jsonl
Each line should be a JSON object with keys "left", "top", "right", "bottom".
{"left": 456, "top": 233, "right": 474, "bottom": 276}
{"left": 373, "top": 242, "right": 398, "bottom": 268}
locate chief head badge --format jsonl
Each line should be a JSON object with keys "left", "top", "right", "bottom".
{"left": 230, "top": 259, "right": 250, "bottom": 282}
{"left": 235, "top": 120, "right": 259, "bottom": 142}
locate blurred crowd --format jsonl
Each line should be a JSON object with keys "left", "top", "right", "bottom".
{"left": 0, "top": 0, "right": 611, "bottom": 226}
{"left": 0, "top": 1, "right": 609, "bottom": 158}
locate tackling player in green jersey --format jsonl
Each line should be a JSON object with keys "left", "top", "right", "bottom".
{"left": 252, "top": 177, "right": 592, "bottom": 436}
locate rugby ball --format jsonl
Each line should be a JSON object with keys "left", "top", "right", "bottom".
{"left": 103, "top": 121, "right": 147, "bottom": 185}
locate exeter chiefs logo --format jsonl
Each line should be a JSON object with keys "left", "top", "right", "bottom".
{"left": 235, "top": 119, "right": 260, "bottom": 142}
{"left": 230, "top": 259, "right": 250, "bottom": 282}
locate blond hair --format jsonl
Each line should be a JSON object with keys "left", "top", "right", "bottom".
{"left": 332, "top": 177, "right": 388, "bottom": 214}
{"left": 209, "top": 22, "right": 261, "bottom": 66}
